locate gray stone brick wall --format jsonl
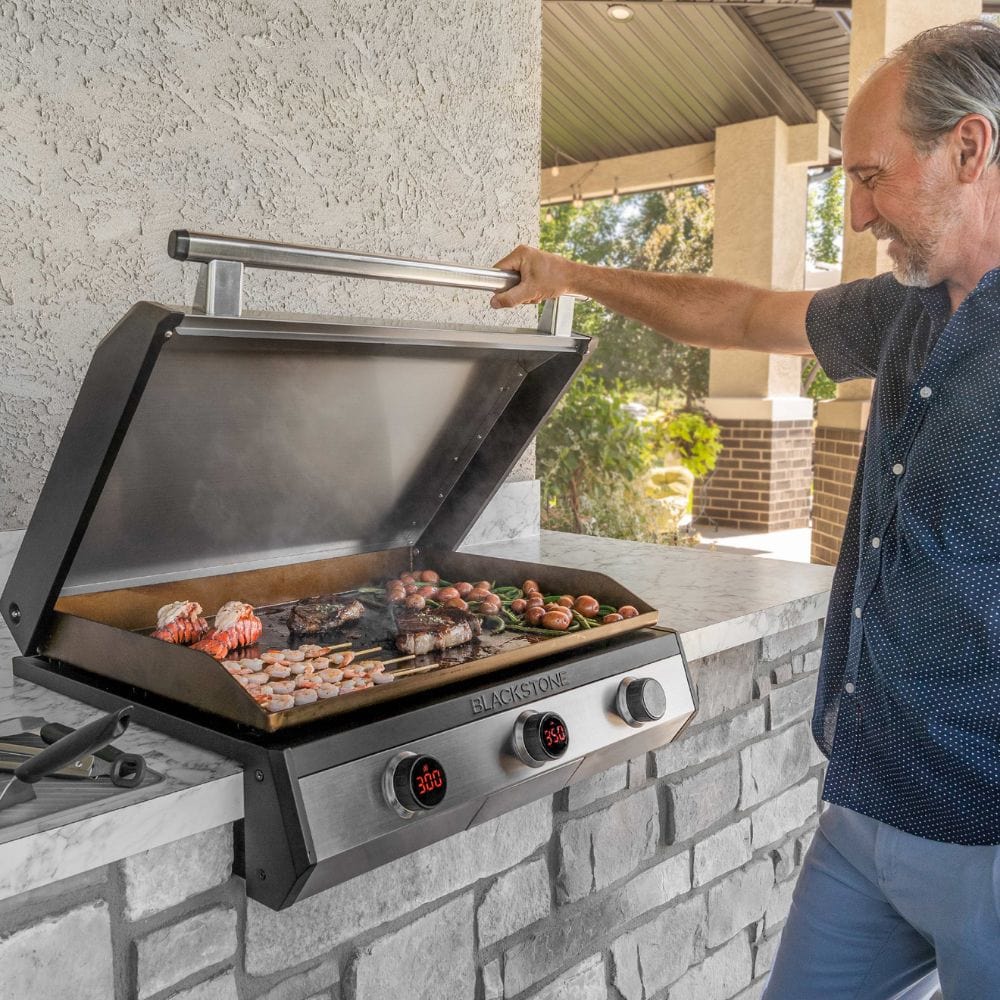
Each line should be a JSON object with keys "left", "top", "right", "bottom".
{"left": 0, "top": 620, "right": 827, "bottom": 999}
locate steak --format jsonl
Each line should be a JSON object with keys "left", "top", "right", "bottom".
{"left": 393, "top": 606, "right": 482, "bottom": 655}
{"left": 287, "top": 596, "right": 365, "bottom": 635}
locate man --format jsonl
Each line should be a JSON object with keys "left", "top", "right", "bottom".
{"left": 490, "top": 21, "right": 1000, "bottom": 1000}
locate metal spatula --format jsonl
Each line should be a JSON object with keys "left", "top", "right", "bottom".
{"left": 0, "top": 707, "right": 132, "bottom": 810}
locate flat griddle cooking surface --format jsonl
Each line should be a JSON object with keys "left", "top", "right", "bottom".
{"left": 48, "top": 550, "right": 658, "bottom": 733}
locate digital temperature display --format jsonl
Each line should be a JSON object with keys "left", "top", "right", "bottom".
{"left": 409, "top": 756, "right": 447, "bottom": 808}
{"left": 540, "top": 713, "right": 569, "bottom": 757}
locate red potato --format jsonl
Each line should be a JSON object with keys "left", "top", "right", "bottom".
{"left": 404, "top": 583, "right": 418, "bottom": 595}
{"left": 526, "top": 606, "right": 546, "bottom": 625}
{"left": 417, "top": 585, "right": 439, "bottom": 599}
{"left": 455, "top": 581, "right": 473, "bottom": 597}
{"left": 574, "top": 595, "right": 600, "bottom": 618}
{"left": 618, "top": 605, "right": 639, "bottom": 619}
{"left": 436, "top": 586, "right": 460, "bottom": 602}
{"left": 510, "top": 598, "right": 527, "bottom": 614}
{"left": 556, "top": 595, "right": 575, "bottom": 609}
{"left": 526, "top": 596, "right": 544, "bottom": 610}
{"left": 445, "top": 597, "right": 469, "bottom": 611}
{"left": 542, "top": 610, "right": 572, "bottom": 630}
{"left": 419, "top": 570, "right": 439, "bottom": 583}
{"left": 474, "top": 580, "right": 491, "bottom": 591}
{"left": 468, "top": 587, "right": 491, "bottom": 601}
{"left": 400, "top": 572, "right": 415, "bottom": 583}
{"left": 602, "top": 612, "right": 624, "bottom": 624}
{"left": 404, "top": 594, "right": 426, "bottom": 611}
{"left": 522, "top": 580, "right": 540, "bottom": 596}
{"left": 479, "top": 599, "right": 501, "bottom": 615}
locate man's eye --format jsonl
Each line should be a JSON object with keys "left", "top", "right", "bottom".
{"left": 858, "top": 174, "right": 877, "bottom": 188}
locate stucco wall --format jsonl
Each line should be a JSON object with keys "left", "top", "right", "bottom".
{"left": 0, "top": 0, "right": 541, "bottom": 530}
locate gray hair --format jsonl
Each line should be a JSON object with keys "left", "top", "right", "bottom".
{"left": 892, "top": 20, "right": 1000, "bottom": 166}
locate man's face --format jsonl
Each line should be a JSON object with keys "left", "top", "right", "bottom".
{"left": 842, "top": 63, "right": 956, "bottom": 287}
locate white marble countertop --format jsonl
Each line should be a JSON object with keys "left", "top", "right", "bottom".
{"left": 0, "top": 530, "right": 832, "bottom": 900}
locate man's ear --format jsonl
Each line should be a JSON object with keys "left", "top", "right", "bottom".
{"left": 955, "top": 113, "right": 993, "bottom": 181}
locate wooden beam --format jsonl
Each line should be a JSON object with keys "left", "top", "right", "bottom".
{"left": 542, "top": 113, "right": 831, "bottom": 203}
{"left": 541, "top": 142, "right": 715, "bottom": 204}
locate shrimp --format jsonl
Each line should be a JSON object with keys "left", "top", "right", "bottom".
{"left": 293, "top": 688, "right": 318, "bottom": 706}
{"left": 267, "top": 693, "right": 295, "bottom": 712}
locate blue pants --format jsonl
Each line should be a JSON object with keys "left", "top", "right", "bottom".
{"left": 763, "top": 804, "right": 1000, "bottom": 1000}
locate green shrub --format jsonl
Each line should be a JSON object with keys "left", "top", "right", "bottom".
{"left": 536, "top": 375, "right": 652, "bottom": 537}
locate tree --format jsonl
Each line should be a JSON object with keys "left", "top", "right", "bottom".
{"left": 804, "top": 167, "right": 844, "bottom": 402}
{"left": 807, "top": 167, "right": 844, "bottom": 265}
{"left": 540, "top": 186, "right": 714, "bottom": 406}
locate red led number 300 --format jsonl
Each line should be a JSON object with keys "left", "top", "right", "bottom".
{"left": 415, "top": 768, "right": 444, "bottom": 797}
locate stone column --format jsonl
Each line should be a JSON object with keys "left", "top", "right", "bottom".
{"left": 696, "top": 115, "right": 827, "bottom": 532}
{"left": 810, "top": 0, "right": 982, "bottom": 564}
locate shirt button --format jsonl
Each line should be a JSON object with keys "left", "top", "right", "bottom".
{"left": 871, "top": 537, "right": 881, "bottom": 549}
{"left": 919, "top": 386, "right": 933, "bottom": 399}
{"left": 854, "top": 607, "right": 862, "bottom": 618}
{"left": 845, "top": 682, "right": 856, "bottom": 694}
{"left": 892, "top": 463, "right": 904, "bottom": 476}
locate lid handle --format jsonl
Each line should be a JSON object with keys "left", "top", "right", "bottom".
{"left": 168, "top": 230, "right": 576, "bottom": 332}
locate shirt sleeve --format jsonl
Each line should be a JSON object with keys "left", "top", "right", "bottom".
{"left": 805, "top": 272, "right": 903, "bottom": 382}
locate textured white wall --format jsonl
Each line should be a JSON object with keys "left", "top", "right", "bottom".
{"left": 0, "top": 0, "right": 541, "bottom": 529}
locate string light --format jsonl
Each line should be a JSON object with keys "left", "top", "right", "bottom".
{"left": 551, "top": 149, "right": 560, "bottom": 178}
{"left": 611, "top": 177, "right": 620, "bottom": 205}
{"left": 572, "top": 188, "right": 584, "bottom": 209}
{"left": 545, "top": 209, "right": 554, "bottom": 223}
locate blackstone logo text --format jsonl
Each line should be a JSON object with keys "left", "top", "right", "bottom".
{"left": 470, "top": 670, "right": 570, "bottom": 715}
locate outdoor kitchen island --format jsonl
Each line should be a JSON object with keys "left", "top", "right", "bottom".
{"left": 0, "top": 529, "right": 833, "bottom": 1000}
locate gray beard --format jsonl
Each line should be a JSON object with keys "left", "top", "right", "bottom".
{"left": 872, "top": 223, "right": 935, "bottom": 288}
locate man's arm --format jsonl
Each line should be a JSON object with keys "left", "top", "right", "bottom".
{"left": 490, "top": 246, "right": 815, "bottom": 357}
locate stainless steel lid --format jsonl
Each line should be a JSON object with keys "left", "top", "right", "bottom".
{"left": 2, "top": 233, "right": 590, "bottom": 653}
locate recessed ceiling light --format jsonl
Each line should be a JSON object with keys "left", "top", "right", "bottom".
{"left": 607, "top": 4, "right": 634, "bottom": 22}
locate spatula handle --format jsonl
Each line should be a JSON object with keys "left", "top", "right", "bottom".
{"left": 14, "top": 708, "right": 131, "bottom": 785}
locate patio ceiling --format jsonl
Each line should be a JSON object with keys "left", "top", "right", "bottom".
{"left": 541, "top": 0, "right": 851, "bottom": 170}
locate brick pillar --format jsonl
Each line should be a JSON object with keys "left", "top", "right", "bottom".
{"left": 811, "top": 425, "right": 864, "bottom": 564}
{"left": 810, "top": 0, "right": 980, "bottom": 565}
{"left": 696, "top": 407, "right": 813, "bottom": 531}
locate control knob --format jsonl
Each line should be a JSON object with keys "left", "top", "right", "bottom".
{"left": 616, "top": 677, "right": 667, "bottom": 727}
{"left": 512, "top": 710, "right": 570, "bottom": 767}
{"left": 383, "top": 751, "right": 447, "bottom": 818}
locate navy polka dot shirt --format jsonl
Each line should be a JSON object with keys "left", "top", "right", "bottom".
{"left": 807, "top": 269, "right": 1000, "bottom": 845}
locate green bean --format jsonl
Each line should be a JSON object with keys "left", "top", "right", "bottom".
{"left": 572, "top": 611, "right": 593, "bottom": 629}
{"left": 483, "top": 615, "right": 506, "bottom": 633}
{"left": 505, "top": 623, "right": 569, "bottom": 637}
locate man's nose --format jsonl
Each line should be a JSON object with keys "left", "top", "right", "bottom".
{"left": 849, "top": 181, "right": 877, "bottom": 233}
